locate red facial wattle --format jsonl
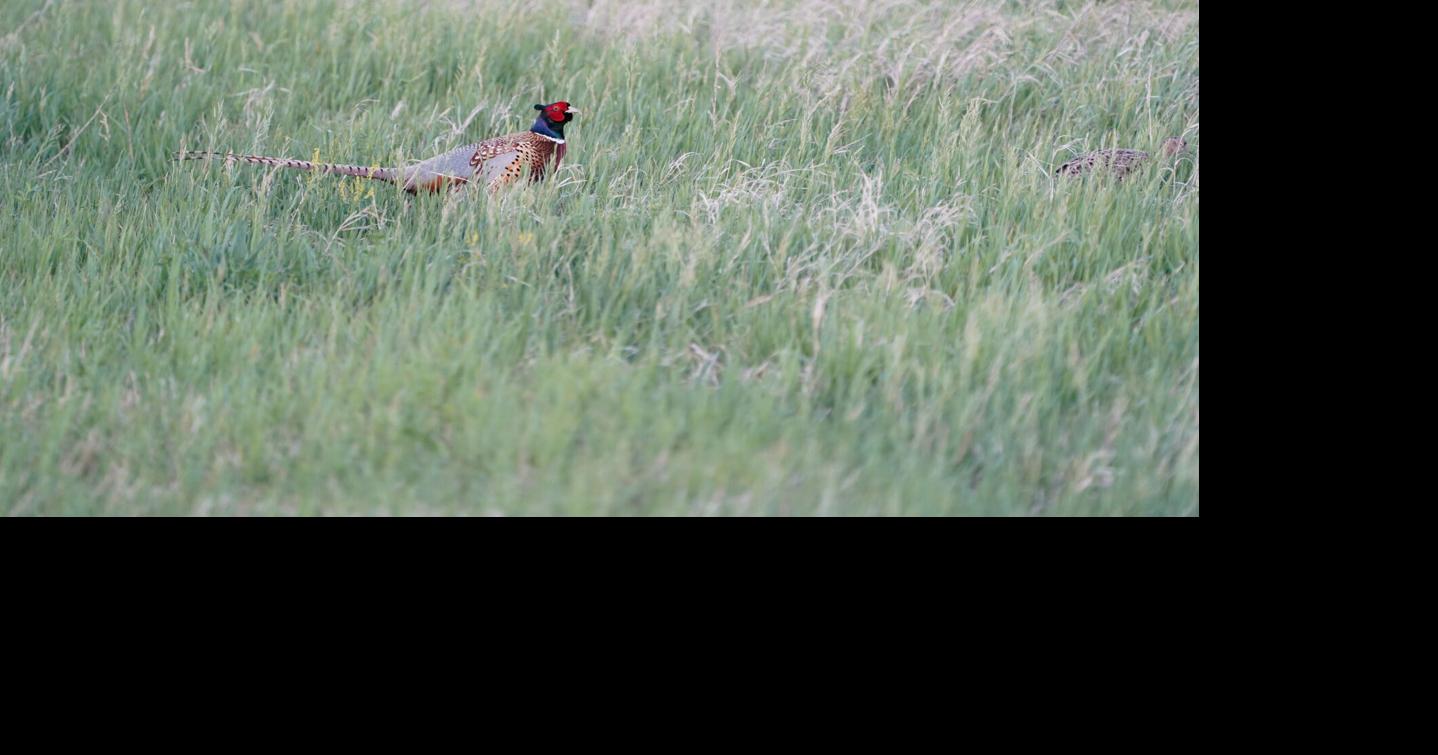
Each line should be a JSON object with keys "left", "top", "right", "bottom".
{"left": 545, "top": 102, "right": 570, "bottom": 122}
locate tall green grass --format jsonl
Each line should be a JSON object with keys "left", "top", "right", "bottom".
{"left": 1, "top": 0, "right": 1199, "bottom": 514}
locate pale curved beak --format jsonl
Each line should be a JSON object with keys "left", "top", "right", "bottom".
{"left": 566, "top": 107, "right": 581, "bottom": 115}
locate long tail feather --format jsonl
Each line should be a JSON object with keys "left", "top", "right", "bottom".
{"left": 178, "top": 151, "right": 398, "bottom": 184}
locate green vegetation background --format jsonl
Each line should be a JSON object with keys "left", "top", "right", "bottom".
{"left": 0, "top": 0, "right": 1199, "bottom": 514}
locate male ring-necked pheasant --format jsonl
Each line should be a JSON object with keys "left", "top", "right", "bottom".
{"left": 1056, "top": 136, "right": 1187, "bottom": 178}
{"left": 180, "top": 101, "right": 579, "bottom": 193}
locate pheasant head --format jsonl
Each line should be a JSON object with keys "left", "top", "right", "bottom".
{"left": 531, "top": 100, "right": 579, "bottom": 173}
{"left": 531, "top": 101, "right": 579, "bottom": 142}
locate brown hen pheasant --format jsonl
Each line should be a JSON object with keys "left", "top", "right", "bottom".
{"left": 180, "top": 101, "right": 579, "bottom": 194}
{"left": 1056, "top": 136, "right": 1187, "bottom": 178}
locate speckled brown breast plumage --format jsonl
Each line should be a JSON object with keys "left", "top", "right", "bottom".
{"left": 468, "top": 131, "right": 563, "bottom": 188}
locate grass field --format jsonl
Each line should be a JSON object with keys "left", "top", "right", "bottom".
{"left": 0, "top": 0, "right": 1199, "bottom": 515}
